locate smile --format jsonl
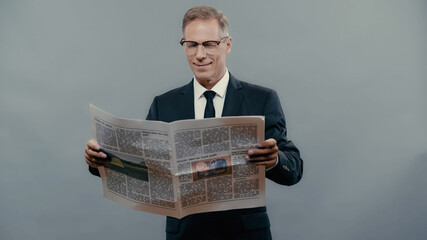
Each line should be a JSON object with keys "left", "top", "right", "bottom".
{"left": 194, "top": 62, "right": 212, "bottom": 67}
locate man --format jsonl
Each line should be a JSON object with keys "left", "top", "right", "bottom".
{"left": 85, "top": 6, "right": 303, "bottom": 240}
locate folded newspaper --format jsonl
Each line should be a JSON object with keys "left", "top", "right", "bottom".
{"left": 90, "top": 104, "right": 266, "bottom": 219}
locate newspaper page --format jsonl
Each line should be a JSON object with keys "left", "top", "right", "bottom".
{"left": 90, "top": 104, "right": 266, "bottom": 219}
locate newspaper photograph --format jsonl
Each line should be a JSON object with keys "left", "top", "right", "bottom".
{"left": 90, "top": 104, "right": 266, "bottom": 219}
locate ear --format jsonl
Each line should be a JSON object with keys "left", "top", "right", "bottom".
{"left": 226, "top": 37, "right": 232, "bottom": 54}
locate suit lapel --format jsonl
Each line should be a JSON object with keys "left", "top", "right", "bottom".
{"left": 178, "top": 80, "right": 195, "bottom": 120}
{"left": 222, "top": 74, "right": 244, "bottom": 117}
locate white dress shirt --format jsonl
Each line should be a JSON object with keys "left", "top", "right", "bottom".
{"left": 193, "top": 70, "right": 229, "bottom": 119}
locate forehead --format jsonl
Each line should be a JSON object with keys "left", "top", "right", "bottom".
{"left": 183, "top": 18, "right": 220, "bottom": 40}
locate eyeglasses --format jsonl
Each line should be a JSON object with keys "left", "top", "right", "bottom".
{"left": 180, "top": 37, "right": 229, "bottom": 54}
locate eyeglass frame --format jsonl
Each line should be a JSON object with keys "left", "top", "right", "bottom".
{"left": 179, "top": 36, "right": 229, "bottom": 53}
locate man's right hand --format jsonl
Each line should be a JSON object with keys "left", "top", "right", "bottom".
{"left": 85, "top": 139, "right": 110, "bottom": 168}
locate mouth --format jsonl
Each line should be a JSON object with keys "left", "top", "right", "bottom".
{"left": 194, "top": 62, "right": 212, "bottom": 67}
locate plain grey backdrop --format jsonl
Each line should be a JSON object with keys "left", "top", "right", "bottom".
{"left": 1, "top": 0, "right": 426, "bottom": 239}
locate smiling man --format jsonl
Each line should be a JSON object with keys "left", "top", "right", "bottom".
{"left": 181, "top": 17, "right": 231, "bottom": 90}
{"left": 85, "top": 6, "right": 303, "bottom": 240}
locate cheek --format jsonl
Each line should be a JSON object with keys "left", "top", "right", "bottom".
{"left": 209, "top": 54, "right": 220, "bottom": 63}
{"left": 215, "top": 54, "right": 225, "bottom": 64}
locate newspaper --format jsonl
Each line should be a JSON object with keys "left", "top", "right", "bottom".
{"left": 90, "top": 104, "right": 266, "bottom": 219}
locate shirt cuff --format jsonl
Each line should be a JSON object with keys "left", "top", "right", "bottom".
{"left": 265, "top": 156, "right": 279, "bottom": 172}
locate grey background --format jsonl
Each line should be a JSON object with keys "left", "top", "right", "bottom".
{"left": 1, "top": 0, "right": 426, "bottom": 239}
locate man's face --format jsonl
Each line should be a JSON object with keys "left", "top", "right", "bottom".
{"left": 183, "top": 18, "right": 232, "bottom": 88}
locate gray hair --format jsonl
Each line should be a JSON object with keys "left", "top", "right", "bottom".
{"left": 182, "top": 6, "right": 229, "bottom": 38}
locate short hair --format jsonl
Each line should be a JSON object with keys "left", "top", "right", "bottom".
{"left": 182, "top": 6, "right": 229, "bottom": 38}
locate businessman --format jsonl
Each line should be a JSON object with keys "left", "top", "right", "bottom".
{"left": 85, "top": 6, "right": 303, "bottom": 240}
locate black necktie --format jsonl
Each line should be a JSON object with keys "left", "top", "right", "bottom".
{"left": 203, "top": 90, "right": 216, "bottom": 118}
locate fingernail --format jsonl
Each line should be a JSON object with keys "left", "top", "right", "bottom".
{"left": 245, "top": 155, "right": 250, "bottom": 161}
{"left": 248, "top": 150, "right": 253, "bottom": 155}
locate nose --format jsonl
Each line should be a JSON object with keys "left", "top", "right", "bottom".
{"left": 195, "top": 44, "right": 206, "bottom": 60}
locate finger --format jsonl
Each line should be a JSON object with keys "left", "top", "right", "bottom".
{"left": 85, "top": 148, "right": 110, "bottom": 164}
{"left": 85, "top": 154, "right": 101, "bottom": 168}
{"left": 87, "top": 139, "right": 101, "bottom": 151}
{"left": 246, "top": 152, "right": 278, "bottom": 162}
{"left": 248, "top": 146, "right": 278, "bottom": 156}
{"left": 85, "top": 153, "right": 110, "bottom": 167}
{"left": 256, "top": 138, "right": 276, "bottom": 148}
{"left": 85, "top": 146, "right": 107, "bottom": 159}
{"left": 85, "top": 157, "right": 98, "bottom": 168}
{"left": 85, "top": 157, "right": 109, "bottom": 168}
{"left": 87, "top": 154, "right": 109, "bottom": 165}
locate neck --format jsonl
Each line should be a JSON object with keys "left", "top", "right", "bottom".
{"left": 196, "top": 68, "right": 227, "bottom": 90}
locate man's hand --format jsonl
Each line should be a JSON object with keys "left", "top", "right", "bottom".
{"left": 246, "top": 138, "right": 278, "bottom": 169}
{"left": 84, "top": 139, "right": 110, "bottom": 168}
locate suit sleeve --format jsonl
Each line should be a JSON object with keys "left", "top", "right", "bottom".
{"left": 146, "top": 96, "right": 159, "bottom": 121}
{"left": 89, "top": 165, "right": 100, "bottom": 177}
{"left": 264, "top": 90, "right": 303, "bottom": 186}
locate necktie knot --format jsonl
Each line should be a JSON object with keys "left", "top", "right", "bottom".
{"left": 203, "top": 90, "right": 216, "bottom": 100}
{"left": 203, "top": 91, "right": 216, "bottom": 118}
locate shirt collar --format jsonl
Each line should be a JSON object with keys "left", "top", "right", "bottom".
{"left": 194, "top": 68, "right": 229, "bottom": 99}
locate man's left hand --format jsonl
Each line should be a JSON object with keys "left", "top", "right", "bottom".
{"left": 246, "top": 138, "right": 278, "bottom": 169}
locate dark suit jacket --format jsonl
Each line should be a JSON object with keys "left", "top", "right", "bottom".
{"left": 89, "top": 73, "right": 303, "bottom": 239}
{"left": 145, "top": 73, "right": 303, "bottom": 240}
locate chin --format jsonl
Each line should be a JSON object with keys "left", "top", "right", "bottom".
{"left": 195, "top": 77, "right": 210, "bottom": 83}
{"left": 194, "top": 72, "right": 211, "bottom": 80}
